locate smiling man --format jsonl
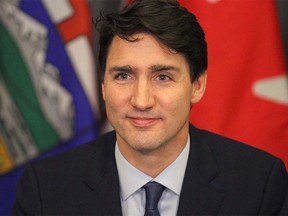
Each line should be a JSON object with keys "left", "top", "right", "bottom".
{"left": 102, "top": 33, "right": 206, "bottom": 179}
{"left": 12, "top": 0, "right": 288, "bottom": 215}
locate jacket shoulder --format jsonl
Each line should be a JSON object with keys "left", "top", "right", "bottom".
{"left": 189, "top": 125, "right": 284, "bottom": 170}
{"left": 30, "top": 130, "right": 116, "bottom": 176}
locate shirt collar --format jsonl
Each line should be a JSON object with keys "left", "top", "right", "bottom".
{"left": 115, "top": 135, "right": 190, "bottom": 201}
{"left": 154, "top": 135, "right": 190, "bottom": 195}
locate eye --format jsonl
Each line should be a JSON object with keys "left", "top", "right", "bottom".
{"left": 156, "top": 74, "right": 171, "bottom": 81}
{"left": 114, "top": 73, "right": 130, "bottom": 80}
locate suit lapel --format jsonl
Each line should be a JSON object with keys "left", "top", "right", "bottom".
{"left": 177, "top": 125, "right": 225, "bottom": 215}
{"left": 78, "top": 132, "right": 123, "bottom": 215}
{"left": 76, "top": 125, "right": 225, "bottom": 215}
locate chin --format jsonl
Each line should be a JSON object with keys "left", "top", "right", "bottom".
{"left": 133, "top": 144, "right": 162, "bottom": 154}
{"left": 129, "top": 137, "right": 163, "bottom": 153}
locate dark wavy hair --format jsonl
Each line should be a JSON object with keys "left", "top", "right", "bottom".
{"left": 97, "top": 0, "right": 207, "bottom": 82}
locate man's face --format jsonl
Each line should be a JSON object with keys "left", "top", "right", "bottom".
{"left": 102, "top": 33, "right": 206, "bottom": 157}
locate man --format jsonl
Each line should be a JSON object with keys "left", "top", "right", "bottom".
{"left": 12, "top": 0, "right": 288, "bottom": 215}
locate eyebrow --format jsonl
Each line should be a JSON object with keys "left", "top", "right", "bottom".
{"left": 109, "top": 65, "right": 133, "bottom": 73}
{"left": 108, "top": 64, "right": 179, "bottom": 73}
{"left": 149, "top": 64, "right": 179, "bottom": 72}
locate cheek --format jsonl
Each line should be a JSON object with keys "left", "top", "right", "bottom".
{"left": 157, "top": 90, "right": 191, "bottom": 115}
{"left": 104, "top": 86, "right": 130, "bottom": 110}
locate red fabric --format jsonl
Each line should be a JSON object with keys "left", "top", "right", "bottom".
{"left": 179, "top": 0, "right": 288, "bottom": 166}
{"left": 57, "top": 0, "right": 93, "bottom": 43}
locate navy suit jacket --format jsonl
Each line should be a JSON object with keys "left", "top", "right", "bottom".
{"left": 12, "top": 125, "right": 288, "bottom": 215}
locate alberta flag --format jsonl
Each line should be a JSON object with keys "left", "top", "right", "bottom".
{"left": 0, "top": 0, "right": 101, "bottom": 214}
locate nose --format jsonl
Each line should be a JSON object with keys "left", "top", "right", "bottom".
{"left": 131, "top": 80, "right": 155, "bottom": 110}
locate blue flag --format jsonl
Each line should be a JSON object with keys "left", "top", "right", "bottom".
{"left": 0, "top": 0, "right": 104, "bottom": 214}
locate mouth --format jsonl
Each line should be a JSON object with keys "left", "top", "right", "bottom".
{"left": 127, "top": 116, "right": 160, "bottom": 128}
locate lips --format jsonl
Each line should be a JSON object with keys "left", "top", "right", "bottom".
{"left": 127, "top": 116, "right": 160, "bottom": 127}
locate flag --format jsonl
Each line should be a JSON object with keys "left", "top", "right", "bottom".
{"left": 0, "top": 0, "right": 102, "bottom": 214}
{"left": 178, "top": 0, "right": 288, "bottom": 165}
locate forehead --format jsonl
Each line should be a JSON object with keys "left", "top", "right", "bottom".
{"left": 106, "top": 33, "right": 189, "bottom": 69}
{"left": 108, "top": 33, "right": 171, "bottom": 57}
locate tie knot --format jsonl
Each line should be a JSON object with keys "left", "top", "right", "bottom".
{"left": 143, "top": 181, "right": 165, "bottom": 216}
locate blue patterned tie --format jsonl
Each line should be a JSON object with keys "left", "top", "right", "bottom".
{"left": 143, "top": 181, "right": 165, "bottom": 216}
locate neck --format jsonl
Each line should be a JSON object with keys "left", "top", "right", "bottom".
{"left": 117, "top": 134, "right": 189, "bottom": 178}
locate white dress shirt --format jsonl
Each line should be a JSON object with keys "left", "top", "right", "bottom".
{"left": 115, "top": 136, "right": 190, "bottom": 216}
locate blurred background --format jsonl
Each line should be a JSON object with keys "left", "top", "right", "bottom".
{"left": 0, "top": 0, "right": 287, "bottom": 215}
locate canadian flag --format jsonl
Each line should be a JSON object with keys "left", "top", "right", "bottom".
{"left": 179, "top": 0, "right": 288, "bottom": 166}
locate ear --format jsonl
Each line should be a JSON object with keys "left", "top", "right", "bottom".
{"left": 190, "top": 72, "right": 207, "bottom": 104}
{"left": 102, "top": 82, "right": 106, "bottom": 101}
